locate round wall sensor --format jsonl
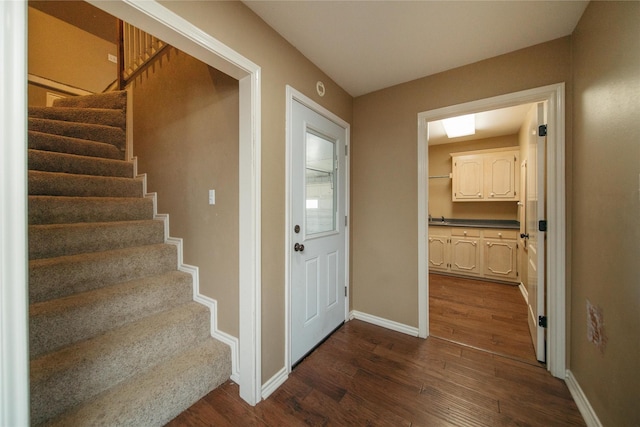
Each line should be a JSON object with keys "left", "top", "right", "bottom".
{"left": 316, "top": 81, "right": 325, "bottom": 97}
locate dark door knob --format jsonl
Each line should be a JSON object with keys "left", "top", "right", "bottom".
{"left": 294, "top": 243, "right": 305, "bottom": 252}
{"left": 520, "top": 233, "right": 529, "bottom": 239}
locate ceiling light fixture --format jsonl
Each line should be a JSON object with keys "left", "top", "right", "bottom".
{"left": 442, "top": 114, "right": 476, "bottom": 138}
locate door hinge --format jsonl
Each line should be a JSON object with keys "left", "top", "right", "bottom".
{"left": 538, "top": 124, "right": 547, "bottom": 137}
{"left": 539, "top": 220, "right": 547, "bottom": 232}
{"left": 344, "top": 286, "right": 347, "bottom": 297}
{"left": 538, "top": 315, "right": 547, "bottom": 328}
{"left": 345, "top": 145, "right": 348, "bottom": 156}
{"left": 345, "top": 216, "right": 348, "bottom": 227}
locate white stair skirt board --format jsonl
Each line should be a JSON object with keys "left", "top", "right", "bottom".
{"left": 565, "top": 370, "right": 603, "bottom": 427}
{"left": 139, "top": 170, "right": 240, "bottom": 382}
{"left": 349, "top": 310, "right": 420, "bottom": 337}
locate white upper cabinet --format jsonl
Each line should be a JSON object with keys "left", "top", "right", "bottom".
{"left": 451, "top": 148, "right": 519, "bottom": 202}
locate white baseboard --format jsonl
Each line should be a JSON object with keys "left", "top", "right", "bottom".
{"left": 349, "top": 310, "right": 419, "bottom": 337}
{"left": 565, "top": 370, "right": 602, "bottom": 427}
{"left": 138, "top": 170, "right": 240, "bottom": 382}
{"left": 519, "top": 281, "right": 528, "bottom": 303}
{"left": 261, "top": 367, "right": 288, "bottom": 400}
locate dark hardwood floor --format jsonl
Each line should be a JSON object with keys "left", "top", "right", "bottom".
{"left": 167, "top": 319, "right": 584, "bottom": 426}
{"left": 429, "top": 273, "right": 538, "bottom": 365}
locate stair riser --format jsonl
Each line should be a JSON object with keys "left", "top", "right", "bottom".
{"left": 30, "top": 271, "right": 193, "bottom": 359}
{"left": 28, "top": 149, "right": 133, "bottom": 178}
{"left": 29, "top": 171, "right": 143, "bottom": 198}
{"left": 47, "top": 340, "right": 231, "bottom": 427}
{"left": 28, "top": 118, "right": 125, "bottom": 156}
{"left": 30, "top": 303, "right": 211, "bottom": 425}
{"left": 29, "top": 220, "right": 165, "bottom": 260}
{"left": 28, "top": 131, "right": 122, "bottom": 160}
{"left": 53, "top": 91, "right": 127, "bottom": 111}
{"left": 29, "top": 244, "right": 178, "bottom": 303}
{"left": 28, "top": 106, "right": 126, "bottom": 130}
{"left": 29, "top": 196, "right": 154, "bottom": 225}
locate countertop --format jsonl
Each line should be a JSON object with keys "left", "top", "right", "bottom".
{"left": 428, "top": 218, "right": 520, "bottom": 229}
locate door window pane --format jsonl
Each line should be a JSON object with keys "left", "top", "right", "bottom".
{"left": 305, "top": 130, "right": 336, "bottom": 235}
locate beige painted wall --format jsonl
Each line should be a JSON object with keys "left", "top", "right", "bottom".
{"left": 428, "top": 135, "right": 519, "bottom": 221}
{"left": 28, "top": 6, "right": 117, "bottom": 94}
{"left": 157, "top": 1, "right": 353, "bottom": 383}
{"left": 352, "top": 37, "right": 572, "bottom": 328}
{"left": 131, "top": 47, "right": 240, "bottom": 337}
{"left": 571, "top": 2, "right": 640, "bottom": 425}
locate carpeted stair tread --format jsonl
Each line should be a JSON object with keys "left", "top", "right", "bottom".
{"left": 29, "top": 130, "right": 121, "bottom": 160}
{"left": 29, "top": 170, "right": 143, "bottom": 198}
{"left": 45, "top": 339, "right": 231, "bottom": 427}
{"left": 30, "top": 302, "right": 212, "bottom": 425}
{"left": 29, "top": 219, "right": 165, "bottom": 260}
{"left": 30, "top": 270, "right": 194, "bottom": 359}
{"left": 28, "top": 106, "right": 125, "bottom": 130}
{"left": 29, "top": 195, "right": 154, "bottom": 225}
{"left": 28, "top": 149, "right": 133, "bottom": 178}
{"left": 53, "top": 90, "right": 127, "bottom": 111}
{"left": 29, "top": 244, "right": 179, "bottom": 303}
{"left": 28, "top": 118, "right": 125, "bottom": 157}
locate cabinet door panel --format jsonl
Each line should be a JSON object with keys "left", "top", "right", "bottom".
{"left": 485, "top": 153, "right": 517, "bottom": 200}
{"left": 428, "top": 235, "right": 449, "bottom": 272}
{"left": 450, "top": 237, "right": 480, "bottom": 275}
{"left": 484, "top": 239, "right": 517, "bottom": 280}
{"left": 453, "top": 156, "right": 483, "bottom": 200}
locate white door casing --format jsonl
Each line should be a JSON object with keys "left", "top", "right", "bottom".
{"left": 1, "top": 2, "right": 29, "bottom": 425}
{"left": 286, "top": 87, "right": 350, "bottom": 369}
{"left": 526, "top": 102, "right": 547, "bottom": 362}
{"left": 418, "top": 83, "right": 566, "bottom": 378}
{"left": 84, "top": 0, "right": 264, "bottom": 405}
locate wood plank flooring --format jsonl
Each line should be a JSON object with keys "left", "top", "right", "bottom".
{"left": 429, "top": 273, "right": 538, "bottom": 364}
{"left": 167, "top": 320, "right": 585, "bottom": 426}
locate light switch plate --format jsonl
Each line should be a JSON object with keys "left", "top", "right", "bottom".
{"left": 208, "top": 189, "right": 215, "bottom": 205}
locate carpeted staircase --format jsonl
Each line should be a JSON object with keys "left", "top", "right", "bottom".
{"left": 28, "top": 91, "right": 231, "bottom": 426}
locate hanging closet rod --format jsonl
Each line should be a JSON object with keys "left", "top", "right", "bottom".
{"left": 428, "top": 173, "right": 452, "bottom": 179}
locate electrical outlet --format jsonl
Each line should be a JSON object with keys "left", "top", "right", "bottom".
{"left": 108, "top": 54, "right": 117, "bottom": 64}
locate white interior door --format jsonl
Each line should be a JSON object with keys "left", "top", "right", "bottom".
{"left": 290, "top": 99, "right": 346, "bottom": 365}
{"left": 526, "top": 102, "right": 547, "bottom": 362}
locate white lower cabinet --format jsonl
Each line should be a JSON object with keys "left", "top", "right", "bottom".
{"left": 450, "top": 228, "right": 481, "bottom": 276}
{"left": 483, "top": 229, "right": 518, "bottom": 281}
{"left": 428, "top": 226, "right": 518, "bottom": 283}
{"left": 427, "top": 231, "right": 449, "bottom": 273}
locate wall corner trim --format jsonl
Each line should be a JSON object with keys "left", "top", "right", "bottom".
{"left": 349, "top": 310, "right": 419, "bottom": 337}
{"left": 565, "top": 370, "right": 603, "bottom": 427}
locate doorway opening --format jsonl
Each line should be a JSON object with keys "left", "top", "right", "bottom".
{"left": 417, "top": 83, "right": 566, "bottom": 379}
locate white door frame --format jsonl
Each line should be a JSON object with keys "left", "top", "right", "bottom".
{"left": 1, "top": 3, "right": 263, "bottom": 422}
{"left": 285, "top": 86, "right": 350, "bottom": 372}
{"left": 417, "top": 83, "right": 566, "bottom": 378}
{"left": 1, "top": 2, "right": 29, "bottom": 425}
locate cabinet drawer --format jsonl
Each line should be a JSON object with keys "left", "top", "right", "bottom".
{"left": 483, "top": 229, "right": 517, "bottom": 240}
{"left": 451, "top": 228, "right": 480, "bottom": 237}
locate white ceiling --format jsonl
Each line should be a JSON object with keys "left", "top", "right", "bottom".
{"left": 243, "top": 0, "right": 588, "bottom": 97}
{"left": 243, "top": 0, "right": 587, "bottom": 144}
